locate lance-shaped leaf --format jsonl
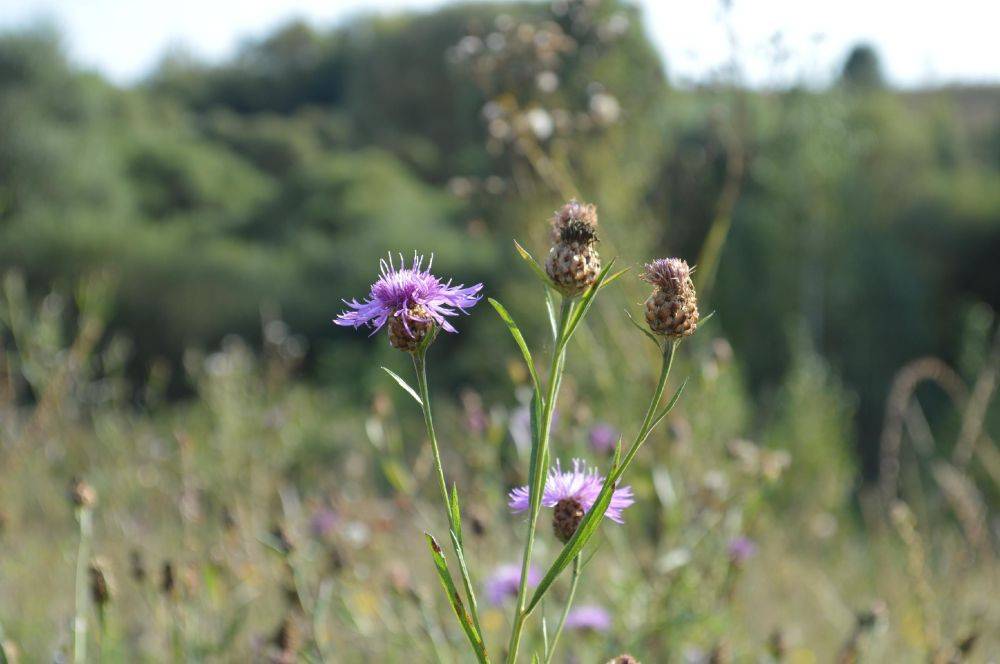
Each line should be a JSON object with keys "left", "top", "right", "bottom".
{"left": 524, "top": 445, "right": 623, "bottom": 614}
{"left": 561, "top": 259, "right": 617, "bottom": 348}
{"left": 624, "top": 309, "right": 662, "bottom": 349}
{"left": 514, "top": 239, "right": 557, "bottom": 290}
{"left": 425, "top": 534, "right": 489, "bottom": 663}
{"left": 380, "top": 366, "right": 422, "bottom": 405}
{"left": 488, "top": 298, "right": 541, "bottom": 395}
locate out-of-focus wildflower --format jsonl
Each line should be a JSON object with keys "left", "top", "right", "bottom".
{"left": 589, "top": 92, "right": 621, "bottom": 125}
{"left": 588, "top": 421, "right": 618, "bottom": 454}
{"left": 727, "top": 536, "right": 758, "bottom": 566}
{"left": 334, "top": 253, "right": 483, "bottom": 352}
{"left": 606, "top": 655, "right": 640, "bottom": 664}
{"left": 546, "top": 200, "right": 601, "bottom": 296}
{"left": 564, "top": 604, "right": 612, "bottom": 632}
{"left": 641, "top": 258, "right": 699, "bottom": 338}
{"left": 68, "top": 477, "right": 96, "bottom": 509}
{"left": 309, "top": 507, "right": 339, "bottom": 540}
{"left": 508, "top": 458, "right": 633, "bottom": 542}
{"left": 460, "top": 388, "right": 488, "bottom": 436}
{"left": 484, "top": 563, "right": 541, "bottom": 605}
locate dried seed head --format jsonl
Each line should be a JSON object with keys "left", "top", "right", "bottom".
{"left": 89, "top": 560, "right": 112, "bottom": 607}
{"left": 546, "top": 200, "right": 601, "bottom": 296}
{"left": 546, "top": 242, "right": 601, "bottom": 297}
{"left": 642, "top": 258, "right": 699, "bottom": 338}
{"left": 387, "top": 304, "right": 435, "bottom": 352}
{"left": 68, "top": 477, "right": 97, "bottom": 509}
{"left": 552, "top": 497, "right": 585, "bottom": 543}
{"left": 551, "top": 199, "right": 598, "bottom": 243}
{"left": 606, "top": 655, "right": 641, "bottom": 664}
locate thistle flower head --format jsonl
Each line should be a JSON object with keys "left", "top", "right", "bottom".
{"left": 334, "top": 253, "right": 483, "bottom": 350}
{"left": 551, "top": 199, "right": 599, "bottom": 245}
{"left": 564, "top": 604, "right": 612, "bottom": 632}
{"left": 484, "top": 563, "right": 540, "bottom": 605}
{"left": 642, "top": 257, "right": 699, "bottom": 338}
{"left": 508, "top": 459, "right": 634, "bottom": 542}
{"left": 640, "top": 257, "right": 693, "bottom": 291}
{"left": 727, "top": 536, "right": 758, "bottom": 565}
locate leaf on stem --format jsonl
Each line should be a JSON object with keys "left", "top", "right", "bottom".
{"left": 425, "top": 533, "right": 489, "bottom": 663}
{"left": 514, "top": 239, "right": 557, "bottom": 290}
{"left": 488, "top": 298, "right": 541, "bottom": 395}
{"left": 649, "top": 376, "right": 689, "bottom": 432}
{"left": 380, "top": 366, "right": 422, "bottom": 405}
{"left": 449, "top": 483, "right": 463, "bottom": 544}
{"left": 524, "top": 445, "right": 622, "bottom": 614}
{"left": 624, "top": 309, "right": 662, "bottom": 348}
{"left": 561, "top": 259, "right": 617, "bottom": 346}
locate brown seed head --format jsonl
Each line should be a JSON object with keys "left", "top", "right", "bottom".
{"left": 387, "top": 304, "right": 435, "bottom": 352}
{"left": 642, "top": 258, "right": 699, "bottom": 338}
{"left": 551, "top": 199, "right": 598, "bottom": 243}
{"left": 552, "top": 498, "right": 584, "bottom": 543}
{"left": 89, "top": 560, "right": 112, "bottom": 606}
{"left": 68, "top": 477, "right": 97, "bottom": 509}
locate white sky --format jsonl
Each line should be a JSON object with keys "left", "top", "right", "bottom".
{"left": 1, "top": 0, "right": 998, "bottom": 88}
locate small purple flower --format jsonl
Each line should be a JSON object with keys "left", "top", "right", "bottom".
{"left": 564, "top": 604, "right": 612, "bottom": 632}
{"left": 588, "top": 422, "right": 619, "bottom": 455}
{"left": 508, "top": 459, "right": 634, "bottom": 541}
{"left": 484, "top": 564, "right": 540, "bottom": 606}
{"left": 727, "top": 536, "right": 757, "bottom": 565}
{"left": 309, "top": 508, "right": 339, "bottom": 539}
{"left": 334, "top": 253, "right": 482, "bottom": 342}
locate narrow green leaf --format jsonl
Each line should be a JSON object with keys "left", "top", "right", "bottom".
{"left": 524, "top": 456, "right": 620, "bottom": 614}
{"left": 380, "top": 366, "right": 422, "bottom": 405}
{"left": 544, "top": 289, "right": 559, "bottom": 342}
{"left": 648, "top": 377, "right": 689, "bottom": 433}
{"left": 514, "top": 239, "right": 556, "bottom": 290}
{"left": 624, "top": 309, "right": 662, "bottom": 348}
{"left": 425, "top": 534, "right": 489, "bottom": 663}
{"left": 488, "top": 298, "right": 541, "bottom": 395}
{"left": 698, "top": 310, "right": 717, "bottom": 327}
{"left": 448, "top": 528, "right": 483, "bottom": 640}
{"left": 561, "top": 259, "right": 617, "bottom": 346}
{"left": 449, "top": 483, "right": 463, "bottom": 544}
{"left": 600, "top": 266, "right": 631, "bottom": 290}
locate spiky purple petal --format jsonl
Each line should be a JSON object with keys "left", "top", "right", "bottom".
{"left": 507, "top": 458, "right": 634, "bottom": 524}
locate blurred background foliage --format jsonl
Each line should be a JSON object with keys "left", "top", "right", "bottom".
{"left": 0, "top": 0, "right": 997, "bottom": 660}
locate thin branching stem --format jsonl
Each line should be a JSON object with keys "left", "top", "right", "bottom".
{"left": 413, "top": 347, "right": 486, "bottom": 658}
{"left": 543, "top": 555, "right": 581, "bottom": 664}
{"left": 507, "top": 297, "right": 574, "bottom": 663}
{"left": 73, "top": 506, "right": 92, "bottom": 664}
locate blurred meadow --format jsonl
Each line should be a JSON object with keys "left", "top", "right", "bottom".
{"left": 0, "top": 0, "right": 998, "bottom": 661}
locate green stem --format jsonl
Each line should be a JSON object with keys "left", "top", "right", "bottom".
{"left": 544, "top": 555, "right": 581, "bottom": 664}
{"left": 413, "top": 348, "right": 486, "bottom": 657}
{"left": 73, "top": 506, "right": 92, "bottom": 664}
{"left": 507, "top": 298, "right": 574, "bottom": 664}
{"left": 413, "top": 351, "right": 451, "bottom": 520}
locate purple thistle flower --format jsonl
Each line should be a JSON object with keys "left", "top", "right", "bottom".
{"left": 588, "top": 422, "right": 619, "bottom": 455}
{"left": 484, "top": 563, "right": 540, "bottom": 606}
{"left": 727, "top": 536, "right": 758, "bottom": 565}
{"left": 508, "top": 459, "right": 634, "bottom": 541}
{"left": 564, "top": 604, "right": 612, "bottom": 632}
{"left": 333, "top": 252, "right": 483, "bottom": 340}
